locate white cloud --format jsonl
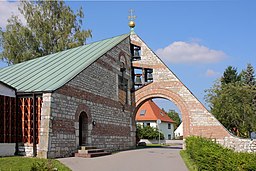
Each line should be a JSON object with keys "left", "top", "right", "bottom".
{"left": 0, "top": 0, "right": 25, "bottom": 29}
{"left": 156, "top": 41, "right": 227, "bottom": 64}
{"left": 205, "top": 69, "right": 220, "bottom": 77}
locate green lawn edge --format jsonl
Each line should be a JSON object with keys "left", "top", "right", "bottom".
{"left": 180, "top": 150, "right": 198, "bottom": 171}
{"left": 0, "top": 156, "right": 71, "bottom": 171}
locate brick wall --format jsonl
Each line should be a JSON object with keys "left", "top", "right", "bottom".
{"left": 130, "top": 34, "right": 256, "bottom": 152}
{"left": 40, "top": 37, "right": 136, "bottom": 158}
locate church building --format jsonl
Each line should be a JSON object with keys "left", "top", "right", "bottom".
{"left": 0, "top": 30, "right": 151, "bottom": 158}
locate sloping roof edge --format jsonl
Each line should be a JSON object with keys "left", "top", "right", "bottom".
{"left": 0, "top": 33, "right": 130, "bottom": 93}
{"left": 45, "top": 33, "right": 130, "bottom": 92}
{"left": 149, "top": 101, "right": 175, "bottom": 123}
{"left": 136, "top": 100, "right": 175, "bottom": 123}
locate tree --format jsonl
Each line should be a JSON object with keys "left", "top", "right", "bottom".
{"left": 136, "top": 124, "right": 164, "bottom": 140}
{"left": 0, "top": 1, "right": 92, "bottom": 64}
{"left": 221, "top": 66, "right": 240, "bottom": 85}
{"left": 205, "top": 65, "right": 256, "bottom": 138}
{"left": 167, "top": 109, "right": 181, "bottom": 128}
{"left": 241, "top": 63, "right": 255, "bottom": 86}
{"left": 210, "top": 83, "right": 256, "bottom": 137}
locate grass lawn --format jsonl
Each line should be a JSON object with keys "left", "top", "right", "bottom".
{"left": 145, "top": 144, "right": 163, "bottom": 147}
{"left": 0, "top": 156, "right": 71, "bottom": 171}
{"left": 180, "top": 150, "right": 197, "bottom": 171}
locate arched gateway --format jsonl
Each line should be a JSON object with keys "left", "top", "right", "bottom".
{"left": 131, "top": 33, "right": 255, "bottom": 152}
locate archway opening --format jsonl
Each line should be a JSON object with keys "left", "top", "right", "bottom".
{"left": 79, "top": 112, "right": 88, "bottom": 146}
{"left": 134, "top": 97, "right": 182, "bottom": 145}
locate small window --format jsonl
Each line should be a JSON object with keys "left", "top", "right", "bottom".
{"left": 168, "top": 123, "right": 171, "bottom": 129}
{"left": 168, "top": 134, "right": 171, "bottom": 140}
{"left": 140, "top": 110, "right": 146, "bottom": 116}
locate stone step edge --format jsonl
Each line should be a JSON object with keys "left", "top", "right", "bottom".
{"left": 80, "top": 146, "right": 97, "bottom": 150}
{"left": 78, "top": 149, "right": 104, "bottom": 154}
{"left": 75, "top": 151, "right": 111, "bottom": 158}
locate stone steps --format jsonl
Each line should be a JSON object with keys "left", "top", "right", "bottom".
{"left": 81, "top": 146, "right": 97, "bottom": 150}
{"left": 75, "top": 151, "right": 111, "bottom": 158}
{"left": 75, "top": 146, "right": 111, "bottom": 158}
{"left": 78, "top": 148, "right": 104, "bottom": 154}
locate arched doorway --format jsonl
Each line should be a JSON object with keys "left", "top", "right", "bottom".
{"left": 79, "top": 112, "right": 88, "bottom": 146}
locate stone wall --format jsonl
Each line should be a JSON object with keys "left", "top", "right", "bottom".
{"left": 43, "top": 37, "right": 136, "bottom": 158}
{"left": 218, "top": 137, "right": 256, "bottom": 153}
{"left": 130, "top": 33, "right": 256, "bottom": 153}
{"left": 0, "top": 143, "right": 15, "bottom": 156}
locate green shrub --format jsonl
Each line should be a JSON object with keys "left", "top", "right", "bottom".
{"left": 184, "top": 136, "right": 256, "bottom": 171}
{"left": 30, "top": 160, "right": 56, "bottom": 171}
{"left": 136, "top": 124, "right": 164, "bottom": 140}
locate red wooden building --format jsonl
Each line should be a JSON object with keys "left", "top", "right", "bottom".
{"left": 0, "top": 81, "right": 42, "bottom": 156}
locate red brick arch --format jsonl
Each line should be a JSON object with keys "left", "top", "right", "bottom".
{"left": 134, "top": 87, "right": 190, "bottom": 137}
{"left": 129, "top": 34, "right": 251, "bottom": 151}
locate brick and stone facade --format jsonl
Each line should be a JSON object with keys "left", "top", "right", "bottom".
{"left": 130, "top": 33, "right": 256, "bottom": 152}
{"left": 37, "top": 37, "right": 136, "bottom": 158}
{"left": 20, "top": 33, "right": 256, "bottom": 158}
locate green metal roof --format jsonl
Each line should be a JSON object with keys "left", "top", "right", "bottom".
{"left": 0, "top": 33, "right": 129, "bottom": 93}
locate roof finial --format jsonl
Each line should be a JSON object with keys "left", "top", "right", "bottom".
{"left": 128, "top": 9, "right": 136, "bottom": 33}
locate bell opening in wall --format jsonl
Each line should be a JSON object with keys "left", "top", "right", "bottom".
{"left": 131, "top": 44, "right": 141, "bottom": 61}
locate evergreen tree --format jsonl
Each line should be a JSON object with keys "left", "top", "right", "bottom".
{"left": 241, "top": 63, "right": 255, "bottom": 86}
{"left": 221, "top": 66, "right": 240, "bottom": 85}
{"left": 0, "top": 1, "right": 92, "bottom": 64}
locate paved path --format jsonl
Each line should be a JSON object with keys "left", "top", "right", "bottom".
{"left": 59, "top": 145, "right": 188, "bottom": 171}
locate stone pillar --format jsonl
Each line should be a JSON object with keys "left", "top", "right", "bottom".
{"left": 37, "top": 93, "right": 52, "bottom": 158}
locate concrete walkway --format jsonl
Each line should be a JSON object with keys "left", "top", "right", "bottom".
{"left": 59, "top": 144, "right": 188, "bottom": 171}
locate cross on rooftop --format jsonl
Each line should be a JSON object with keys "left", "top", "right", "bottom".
{"left": 128, "top": 9, "right": 136, "bottom": 21}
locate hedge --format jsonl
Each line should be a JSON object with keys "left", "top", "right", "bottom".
{"left": 184, "top": 136, "right": 256, "bottom": 171}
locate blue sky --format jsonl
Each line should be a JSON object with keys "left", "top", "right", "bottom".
{"left": 0, "top": 0, "right": 255, "bottom": 114}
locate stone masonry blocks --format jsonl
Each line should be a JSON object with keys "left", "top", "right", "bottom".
{"left": 41, "top": 37, "right": 136, "bottom": 158}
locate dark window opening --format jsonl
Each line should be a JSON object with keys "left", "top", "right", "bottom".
{"left": 130, "top": 44, "right": 141, "bottom": 61}
{"left": 168, "top": 123, "right": 171, "bottom": 129}
{"left": 168, "top": 134, "right": 171, "bottom": 140}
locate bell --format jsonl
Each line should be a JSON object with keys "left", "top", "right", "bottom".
{"left": 133, "top": 47, "right": 141, "bottom": 61}
{"left": 146, "top": 69, "right": 153, "bottom": 81}
{"left": 147, "top": 73, "right": 153, "bottom": 80}
{"left": 134, "top": 74, "right": 142, "bottom": 85}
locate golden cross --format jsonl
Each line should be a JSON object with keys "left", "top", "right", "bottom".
{"left": 128, "top": 9, "right": 136, "bottom": 21}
